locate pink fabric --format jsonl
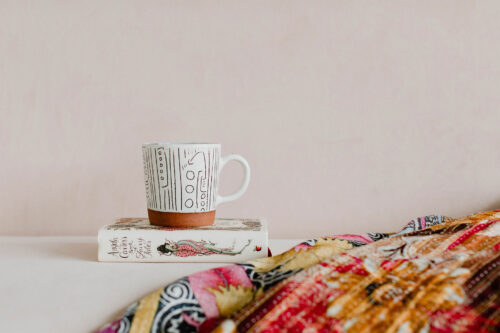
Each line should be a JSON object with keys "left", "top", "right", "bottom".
{"left": 188, "top": 265, "right": 252, "bottom": 318}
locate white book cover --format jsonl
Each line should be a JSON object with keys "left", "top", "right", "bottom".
{"left": 98, "top": 218, "right": 268, "bottom": 263}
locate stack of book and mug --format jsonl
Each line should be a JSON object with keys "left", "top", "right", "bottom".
{"left": 98, "top": 143, "right": 268, "bottom": 263}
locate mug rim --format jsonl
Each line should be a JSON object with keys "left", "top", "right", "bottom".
{"left": 142, "top": 142, "right": 220, "bottom": 147}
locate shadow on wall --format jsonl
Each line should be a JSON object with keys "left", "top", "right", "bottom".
{"left": 482, "top": 200, "right": 500, "bottom": 212}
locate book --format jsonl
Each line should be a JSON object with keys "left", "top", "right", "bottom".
{"left": 97, "top": 218, "right": 268, "bottom": 263}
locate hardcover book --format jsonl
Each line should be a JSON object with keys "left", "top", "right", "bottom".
{"left": 98, "top": 218, "right": 268, "bottom": 263}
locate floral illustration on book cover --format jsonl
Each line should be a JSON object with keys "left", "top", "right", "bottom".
{"left": 106, "top": 237, "right": 261, "bottom": 259}
{"left": 157, "top": 239, "right": 253, "bottom": 257}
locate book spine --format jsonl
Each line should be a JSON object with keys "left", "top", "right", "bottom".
{"left": 98, "top": 228, "right": 268, "bottom": 263}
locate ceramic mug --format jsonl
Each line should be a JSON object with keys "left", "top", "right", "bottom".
{"left": 142, "top": 143, "right": 250, "bottom": 227}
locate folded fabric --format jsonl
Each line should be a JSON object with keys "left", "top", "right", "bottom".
{"left": 97, "top": 211, "right": 500, "bottom": 332}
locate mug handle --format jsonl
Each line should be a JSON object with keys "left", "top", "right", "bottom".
{"left": 216, "top": 154, "right": 251, "bottom": 206}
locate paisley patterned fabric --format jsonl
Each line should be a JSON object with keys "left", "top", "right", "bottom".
{"left": 97, "top": 212, "right": 500, "bottom": 333}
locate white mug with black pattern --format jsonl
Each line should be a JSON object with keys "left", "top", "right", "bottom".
{"left": 142, "top": 142, "right": 250, "bottom": 227}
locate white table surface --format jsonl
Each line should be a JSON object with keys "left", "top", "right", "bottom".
{"left": 0, "top": 237, "right": 303, "bottom": 333}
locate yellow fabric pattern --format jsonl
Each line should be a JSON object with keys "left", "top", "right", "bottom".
{"left": 129, "top": 288, "right": 163, "bottom": 333}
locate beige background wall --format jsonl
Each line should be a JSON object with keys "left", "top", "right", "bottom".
{"left": 1, "top": 1, "right": 500, "bottom": 238}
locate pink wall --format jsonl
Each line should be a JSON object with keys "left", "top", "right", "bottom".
{"left": 1, "top": 1, "right": 500, "bottom": 238}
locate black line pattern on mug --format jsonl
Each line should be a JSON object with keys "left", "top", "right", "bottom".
{"left": 148, "top": 148, "right": 156, "bottom": 209}
{"left": 142, "top": 149, "right": 150, "bottom": 207}
{"left": 154, "top": 149, "right": 161, "bottom": 208}
{"left": 144, "top": 146, "right": 220, "bottom": 212}
{"left": 178, "top": 148, "right": 183, "bottom": 211}
{"left": 214, "top": 148, "right": 219, "bottom": 205}
{"left": 167, "top": 148, "right": 172, "bottom": 209}
{"left": 157, "top": 148, "right": 169, "bottom": 211}
{"left": 207, "top": 150, "right": 212, "bottom": 210}
{"left": 173, "top": 149, "right": 178, "bottom": 211}
{"left": 170, "top": 149, "right": 175, "bottom": 210}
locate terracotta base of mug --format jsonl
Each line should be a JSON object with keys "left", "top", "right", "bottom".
{"left": 148, "top": 209, "right": 216, "bottom": 227}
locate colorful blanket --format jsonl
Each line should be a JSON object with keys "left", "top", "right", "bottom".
{"left": 97, "top": 210, "right": 500, "bottom": 333}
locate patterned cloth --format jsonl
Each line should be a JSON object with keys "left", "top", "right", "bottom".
{"left": 97, "top": 211, "right": 500, "bottom": 333}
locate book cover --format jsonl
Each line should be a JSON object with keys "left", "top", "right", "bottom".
{"left": 98, "top": 218, "right": 268, "bottom": 263}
